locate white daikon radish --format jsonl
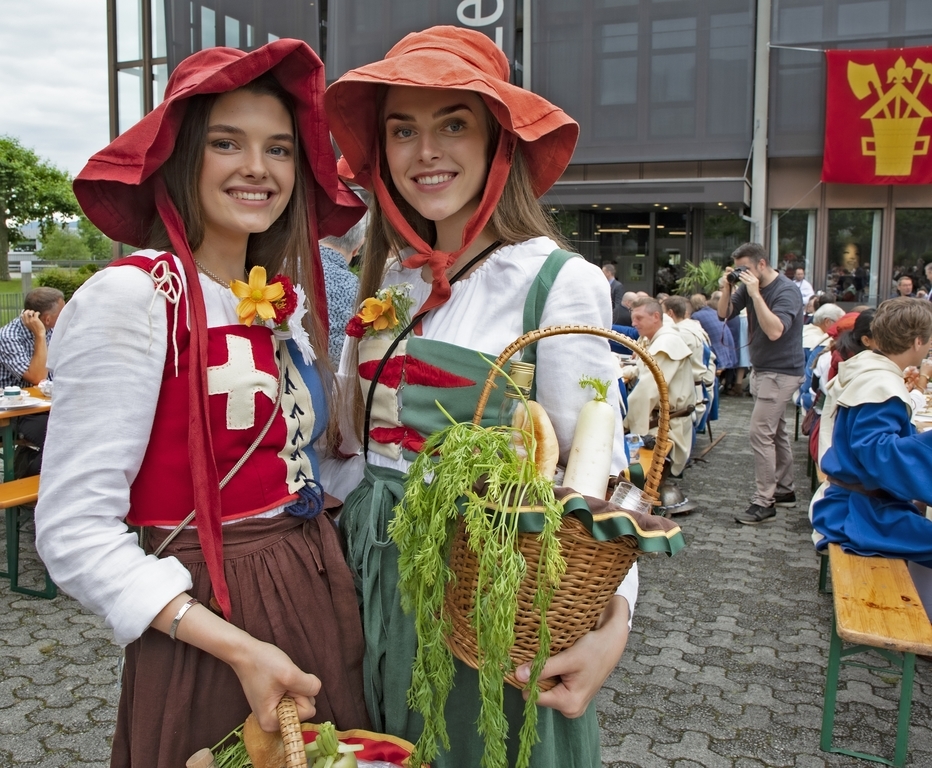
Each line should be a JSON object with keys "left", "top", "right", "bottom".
{"left": 562, "top": 376, "right": 615, "bottom": 499}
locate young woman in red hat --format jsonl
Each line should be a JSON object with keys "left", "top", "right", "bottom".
{"left": 325, "top": 26, "right": 638, "bottom": 767}
{"left": 35, "top": 41, "right": 370, "bottom": 767}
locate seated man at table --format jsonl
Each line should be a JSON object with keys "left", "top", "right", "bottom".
{"left": 624, "top": 299, "right": 696, "bottom": 513}
{"left": 810, "top": 297, "right": 932, "bottom": 620}
{"left": 0, "top": 287, "right": 65, "bottom": 477}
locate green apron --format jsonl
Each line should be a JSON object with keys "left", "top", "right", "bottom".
{"left": 341, "top": 250, "right": 602, "bottom": 767}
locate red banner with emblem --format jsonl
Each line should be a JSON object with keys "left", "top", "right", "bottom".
{"left": 822, "top": 46, "right": 932, "bottom": 184}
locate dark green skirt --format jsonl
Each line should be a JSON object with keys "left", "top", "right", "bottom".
{"left": 340, "top": 463, "right": 601, "bottom": 768}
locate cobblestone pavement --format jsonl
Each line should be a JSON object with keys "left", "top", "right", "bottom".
{"left": 2, "top": 394, "right": 931, "bottom": 766}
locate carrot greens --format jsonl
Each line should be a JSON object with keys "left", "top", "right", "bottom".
{"left": 390, "top": 400, "right": 566, "bottom": 768}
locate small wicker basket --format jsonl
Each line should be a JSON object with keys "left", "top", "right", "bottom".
{"left": 443, "top": 324, "right": 671, "bottom": 690}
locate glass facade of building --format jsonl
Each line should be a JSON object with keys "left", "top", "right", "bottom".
{"left": 107, "top": 0, "right": 932, "bottom": 299}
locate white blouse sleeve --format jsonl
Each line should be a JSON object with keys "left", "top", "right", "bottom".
{"left": 531, "top": 256, "right": 637, "bottom": 619}
{"left": 35, "top": 265, "right": 193, "bottom": 647}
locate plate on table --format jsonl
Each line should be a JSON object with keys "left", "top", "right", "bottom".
{"left": 0, "top": 396, "right": 49, "bottom": 411}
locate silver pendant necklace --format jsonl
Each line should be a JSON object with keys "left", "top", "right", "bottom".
{"left": 193, "top": 259, "right": 243, "bottom": 288}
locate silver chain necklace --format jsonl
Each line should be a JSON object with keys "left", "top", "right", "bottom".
{"left": 194, "top": 259, "right": 244, "bottom": 288}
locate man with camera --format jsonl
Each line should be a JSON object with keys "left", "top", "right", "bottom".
{"left": 718, "top": 243, "right": 805, "bottom": 524}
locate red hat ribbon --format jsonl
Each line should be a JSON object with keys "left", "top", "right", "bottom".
{"left": 153, "top": 177, "right": 231, "bottom": 621}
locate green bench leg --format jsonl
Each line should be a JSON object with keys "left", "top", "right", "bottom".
{"left": 894, "top": 653, "right": 916, "bottom": 768}
{"left": 1, "top": 506, "right": 12, "bottom": 579}
{"left": 818, "top": 550, "right": 831, "bottom": 594}
{"left": 5, "top": 504, "right": 57, "bottom": 599}
{"left": 821, "top": 614, "right": 916, "bottom": 767}
{"left": 821, "top": 615, "right": 843, "bottom": 753}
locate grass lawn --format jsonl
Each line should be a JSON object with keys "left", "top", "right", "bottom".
{"left": 0, "top": 280, "right": 25, "bottom": 294}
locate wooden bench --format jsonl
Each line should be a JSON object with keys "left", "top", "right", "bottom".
{"left": 0, "top": 475, "right": 56, "bottom": 599}
{"left": 821, "top": 543, "right": 932, "bottom": 767}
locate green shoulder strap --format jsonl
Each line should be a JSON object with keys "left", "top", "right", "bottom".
{"left": 520, "top": 248, "right": 579, "bottom": 397}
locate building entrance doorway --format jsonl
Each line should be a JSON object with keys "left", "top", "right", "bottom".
{"left": 592, "top": 208, "right": 690, "bottom": 295}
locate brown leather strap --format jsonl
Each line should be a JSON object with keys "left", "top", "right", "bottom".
{"left": 826, "top": 475, "right": 895, "bottom": 501}
{"left": 649, "top": 404, "right": 694, "bottom": 430}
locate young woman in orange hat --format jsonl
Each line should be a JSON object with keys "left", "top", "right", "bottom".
{"left": 325, "top": 26, "right": 638, "bottom": 767}
{"left": 35, "top": 41, "right": 370, "bottom": 767}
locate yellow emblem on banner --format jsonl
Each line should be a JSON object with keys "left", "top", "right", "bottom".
{"left": 848, "top": 57, "right": 932, "bottom": 176}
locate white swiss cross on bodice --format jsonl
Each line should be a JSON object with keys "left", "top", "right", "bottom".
{"left": 207, "top": 334, "right": 279, "bottom": 430}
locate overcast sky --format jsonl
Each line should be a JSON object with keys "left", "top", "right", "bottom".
{"left": 0, "top": 0, "right": 109, "bottom": 178}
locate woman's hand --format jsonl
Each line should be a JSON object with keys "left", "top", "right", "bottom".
{"left": 229, "top": 638, "right": 321, "bottom": 731}
{"left": 513, "top": 595, "right": 630, "bottom": 719}
{"left": 153, "top": 594, "right": 321, "bottom": 731}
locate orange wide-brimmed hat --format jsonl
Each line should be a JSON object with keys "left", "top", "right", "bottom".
{"left": 325, "top": 26, "right": 578, "bottom": 318}
{"left": 325, "top": 26, "right": 578, "bottom": 198}
{"left": 73, "top": 40, "right": 365, "bottom": 621}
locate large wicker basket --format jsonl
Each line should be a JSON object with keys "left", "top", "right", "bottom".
{"left": 443, "top": 324, "right": 671, "bottom": 690}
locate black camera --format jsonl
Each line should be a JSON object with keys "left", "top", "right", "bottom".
{"left": 726, "top": 266, "right": 749, "bottom": 286}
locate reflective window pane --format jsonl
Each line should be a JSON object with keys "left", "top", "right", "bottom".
{"left": 708, "top": 11, "right": 752, "bottom": 136}
{"left": 152, "top": 0, "right": 167, "bottom": 58}
{"left": 893, "top": 209, "right": 932, "bottom": 296}
{"left": 651, "top": 52, "right": 695, "bottom": 102}
{"left": 225, "top": 16, "right": 240, "bottom": 48}
{"left": 153, "top": 63, "right": 168, "bottom": 107}
{"left": 771, "top": 209, "right": 816, "bottom": 281}
{"left": 602, "top": 22, "right": 638, "bottom": 53}
{"left": 776, "top": 5, "right": 822, "bottom": 43}
{"left": 600, "top": 56, "right": 638, "bottom": 106}
{"left": 201, "top": 6, "right": 216, "bottom": 49}
{"left": 651, "top": 17, "right": 696, "bottom": 50}
{"left": 837, "top": 1, "right": 889, "bottom": 37}
{"left": 118, "top": 67, "right": 144, "bottom": 133}
{"left": 117, "top": 0, "right": 142, "bottom": 62}
{"left": 906, "top": 0, "right": 932, "bottom": 31}
{"left": 826, "top": 209, "right": 882, "bottom": 304}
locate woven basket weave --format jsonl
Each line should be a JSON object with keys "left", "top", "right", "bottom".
{"left": 443, "top": 324, "right": 671, "bottom": 690}
{"left": 276, "top": 696, "right": 306, "bottom": 768}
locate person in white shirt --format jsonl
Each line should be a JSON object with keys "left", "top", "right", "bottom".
{"left": 793, "top": 267, "right": 815, "bottom": 306}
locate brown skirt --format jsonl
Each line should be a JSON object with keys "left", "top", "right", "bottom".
{"left": 110, "top": 513, "right": 370, "bottom": 768}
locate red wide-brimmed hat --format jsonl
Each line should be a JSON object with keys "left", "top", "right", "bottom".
{"left": 75, "top": 39, "right": 364, "bottom": 246}
{"left": 73, "top": 40, "right": 364, "bottom": 621}
{"left": 325, "top": 26, "right": 579, "bottom": 318}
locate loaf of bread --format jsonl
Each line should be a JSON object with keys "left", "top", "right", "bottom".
{"left": 511, "top": 401, "right": 559, "bottom": 480}
{"left": 243, "top": 713, "right": 284, "bottom": 768}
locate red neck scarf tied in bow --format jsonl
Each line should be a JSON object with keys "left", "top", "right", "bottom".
{"left": 373, "top": 130, "right": 516, "bottom": 319}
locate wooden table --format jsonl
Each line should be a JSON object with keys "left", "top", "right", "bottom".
{"left": 0, "top": 387, "right": 51, "bottom": 482}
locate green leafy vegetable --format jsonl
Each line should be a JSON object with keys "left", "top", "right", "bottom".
{"left": 390, "top": 396, "right": 566, "bottom": 768}
{"left": 209, "top": 725, "right": 250, "bottom": 768}
{"left": 579, "top": 375, "right": 610, "bottom": 402}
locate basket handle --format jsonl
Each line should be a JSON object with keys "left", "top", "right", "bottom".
{"left": 277, "top": 696, "right": 306, "bottom": 768}
{"left": 471, "top": 324, "right": 671, "bottom": 502}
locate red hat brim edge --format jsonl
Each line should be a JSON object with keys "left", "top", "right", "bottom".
{"left": 75, "top": 39, "right": 364, "bottom": 247}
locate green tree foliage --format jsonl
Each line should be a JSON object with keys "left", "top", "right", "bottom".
{"left": 39, "top": 225, "right": 91, "bottom": 261}
{"left": 77, "top": 214, "right": 112, "bottom": 260}
{"left": 0, "top": 136, "right": 79, "bottom": 280}
{"left": 35, "top": 265, "right": 99, "bottom": 301}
